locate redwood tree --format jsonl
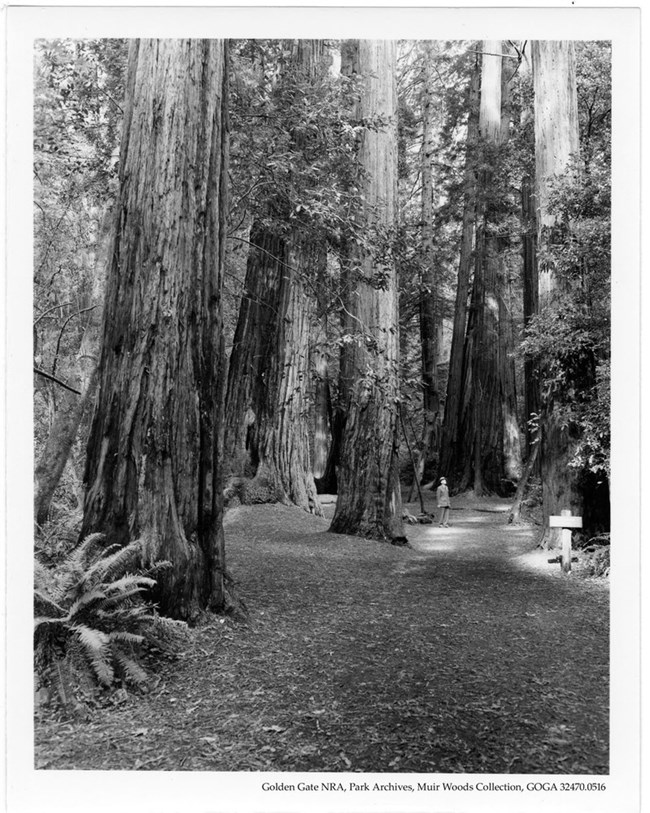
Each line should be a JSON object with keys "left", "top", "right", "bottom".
{"left": 438, "top": 51, "right": 480, "bottom": 483}
{"left": 531, "top": 40, "right": 582, "bottom": 544}
{"left": 440, "top": 42, "right": 521, "bottom": 494}
{"left": 80, "top": 39, "right": 229, "bottom": 620}
{"left": 329, "top": 40, "right": 405, "bottom": 543}
{"left": 224, "top": 40, "right": 325, "bottom": 516}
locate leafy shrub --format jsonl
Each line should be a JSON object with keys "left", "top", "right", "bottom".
{"left": 34, "top": 535, "right": 187, "bottom": 707}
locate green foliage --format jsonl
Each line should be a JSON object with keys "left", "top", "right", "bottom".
{"left": 520, "top": 153, "right": 610, "bottom": 477}
{"left": 34, "top": 536, "right": 185, "bottom": 704}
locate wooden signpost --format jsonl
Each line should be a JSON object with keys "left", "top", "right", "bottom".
{"left": 549, "top": 509, "right": 583, "bottom": 573}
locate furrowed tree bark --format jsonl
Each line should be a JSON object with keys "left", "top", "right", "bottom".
{"left": 329, "top": 40, "right": 405, "bottom": 543}
{"left": 531, "top": 40, "right": 582, "bottom": 547}
{"left": 223, "top": 40, "right": 324, "bottom": 515}
{"left": 438, "top": 51, "right": 480, "bottom": 486}
{"left": 80, "top": 39, "right": 229, "bottom": 620}
{"left": 444, "top": 42, "right": 521, "bottom": 495}
{"left": 312, "top": 311, "right": 332, "bottom": 482}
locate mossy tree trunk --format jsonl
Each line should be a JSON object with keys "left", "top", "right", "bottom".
{"left": 80, "top": 39, "right": 229, "bottom": 621}
{"left": 329, "top": 40, "right": 404, "bottom": 543}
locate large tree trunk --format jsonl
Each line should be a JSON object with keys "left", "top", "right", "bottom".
{"left": 249, "top": 231, "right": 323, "bottom": 516}
{"left": 223, "top": 225, "right": 284, "bottom": 476}
{"left": 80, "top": 39, "right": 229, "bottom": 621}
{"left": 531, "top": 41, "right": 582, "bottom": 546}
{"left": 224, "top": 40, "right": 324, "bottom": 515}
{"left": 329, "top": 40, "right": 404, "bottom": 543}
{"left": 438, "top": 52, "right": 480, "bottom": 486}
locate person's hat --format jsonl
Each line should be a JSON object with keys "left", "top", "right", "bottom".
{"left": 440, "top": 477, "right": 446, "bottom": 483}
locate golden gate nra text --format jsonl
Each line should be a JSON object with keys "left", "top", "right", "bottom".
{"left": 261, "top": 781, "right": 533, "bottom": 792}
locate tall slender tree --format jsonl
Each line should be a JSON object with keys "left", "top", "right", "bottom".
{"left": 438, "top": 51, "right": 480, "bottom": 484}
{"left": 80, "top": 39, "right": 230, "bottom": 620}
{"left": 531, "top": 40, "right": 582, "bottom": 544}
{"left": 329, "top": 40, "right": 405, "bottom": 543}
{"left": 414, "top": 40, "right": 442, "bottom": 488}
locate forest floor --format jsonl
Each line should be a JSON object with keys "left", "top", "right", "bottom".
{"left": 35, "top": 491, "right": 609, "bottom": 774}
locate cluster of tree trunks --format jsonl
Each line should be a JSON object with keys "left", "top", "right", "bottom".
{"left": 440, "top": 41, "right": 521, "bottom": 497}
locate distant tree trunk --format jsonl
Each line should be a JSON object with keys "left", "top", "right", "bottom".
{"left": 444, "top": 42, "right": 521, "bottom": 495}
{"left": 224, "top": 224, "right": 284, "bottom": 474}
{"left": 81, "top": 39, "right": 229, "bottom": 620}
{"left": 249, "top": 232, "right": 323, "bottom": 516}
{"left": 312, "top": 312, "right": 332, "bottom": 482}
{"left": 223, "top": 40, "right": 324, "bottom": 515}
{"left": 521, "top": 174, "right": 540, "bottom": 456}
{"left": 531, "top": 40, "right": 582, "bottom": 546}
{"left": 34, "top": 213, "right": 107, "bottom": 527}
{"left": 438, "top": 52, "right": 480, "bottom": 486}
{"left": 34, "top": 368, "right": 97, "bottom": 527}
{"left": 329, "top": 40, "right": 404, "bottom": 543}
{"left": 497, "top": 50, "right": 523, "bottom": 484}
{"left": 508, "top": 440, "right": 539, "bottom": 524}
{"left": 416, "top": 41, "right": 441, "bottom": 487}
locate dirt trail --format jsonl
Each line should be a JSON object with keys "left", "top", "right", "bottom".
{"left": 35, "top": 494, "right": 609, "bottom": 773}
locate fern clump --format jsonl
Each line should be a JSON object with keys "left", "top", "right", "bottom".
{"left": 34, "top": 536, "right": 186, "bottom": 706}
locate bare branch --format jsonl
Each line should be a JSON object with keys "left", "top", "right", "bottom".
{"left": 33, "top": 367, "right": 81, "bottom": 395}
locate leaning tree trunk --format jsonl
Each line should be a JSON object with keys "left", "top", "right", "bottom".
{"left": 80, "top": 39, "right": 229, "bottom": 620}
{"left": 439, "top": 51, "right": 480, "bottom": 486}
{"left": 34, "top": 368, "right": 97, "bottom": 527}
{"left": 531, "top": 40, "right": 582, "bottom": 547}
{"left": 329, "top": 40, "right": 405, "bottom": 543}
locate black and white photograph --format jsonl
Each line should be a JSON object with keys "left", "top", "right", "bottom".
{"left": 3, "top": 4, "right": 643, "bottom": 813}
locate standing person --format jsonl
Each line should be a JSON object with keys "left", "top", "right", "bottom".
{"left": 436, "top": 477, "right": 451, "bottom": 527}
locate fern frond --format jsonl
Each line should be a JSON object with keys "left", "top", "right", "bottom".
{"left": 34, "top": 590, "right": 66, "bottom": 618}
{"left": 70, "top": 624, "right": 113, "bottom": 686}
{"left": 113, "top": 649, "right": 148, "bottom": 687}
{"left": 66, "top": 533, "right": 107, "bottom": 568}
{"left": 34, "top": 616, "right": 66, "bottom": 633}
{"left": 66, "top": 586, "right": 111, "bottom": 620}
{"left": 81, "top": 539, "right": 144, "bottom": 588}
{"left": 108, "top": 631, "right": 145, "bottom": 646}
{"left": 104, "top": 574, "right": 156, "bottom": 594}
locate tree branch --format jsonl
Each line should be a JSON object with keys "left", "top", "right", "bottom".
{"left": 33, "top": 367, "right": 81, "bottom": 395}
